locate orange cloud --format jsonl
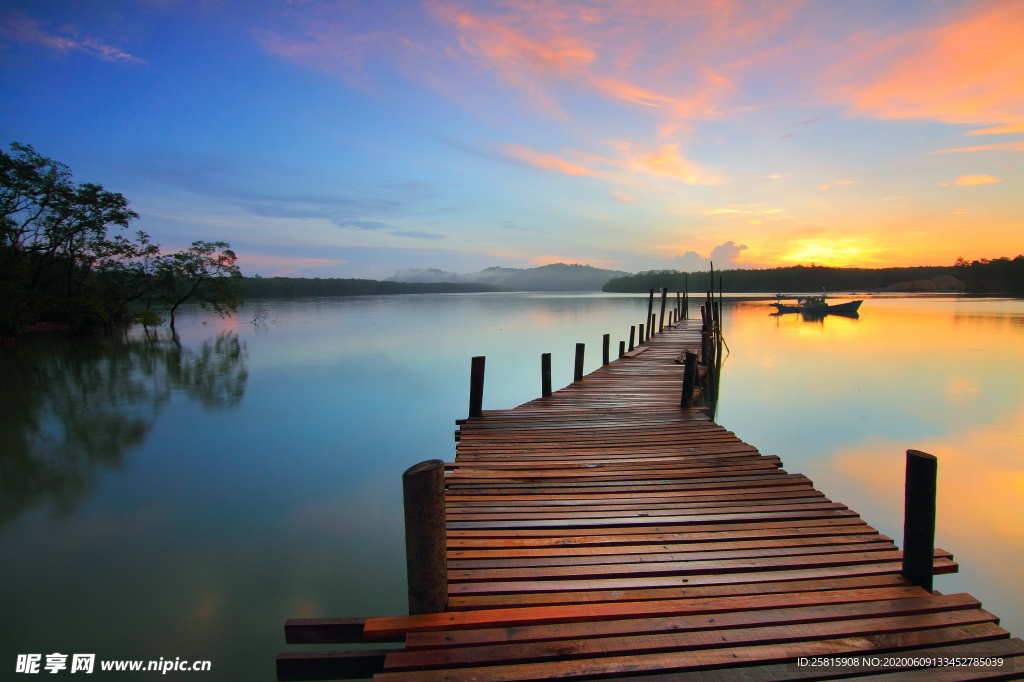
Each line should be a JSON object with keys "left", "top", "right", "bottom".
{"left": 702, "top": 208, "right": 783, "bottom": 215}
{"left": 837, "top": 1, "right": 1024, "bottom": 128}
{"left": 967, "top": 123, "right": 1024, "bottom": 136}
{"left": 931, "top": 142, "right": 1024, "bottom": 154}
{"left": 952, "top": 174, "right": 1002, "bottom": 186}
{"left": 629, "top": 144, "right": 723, "bottom": 185}
{"left": 611, "top": 190, "right": 634, "bottom": 203}
{"left": 500, "top": 144, "right": 598, "bottom": 177}
{"left": 499, "top": 141, "right": 721, "bottom": 187}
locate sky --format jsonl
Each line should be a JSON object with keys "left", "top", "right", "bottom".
{"left": 1, "top": 0, "right": 1021, "bottom": 278}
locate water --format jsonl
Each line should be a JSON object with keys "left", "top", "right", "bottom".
{"left": 2, "top": 292, "right": 1022, "bottom": 679}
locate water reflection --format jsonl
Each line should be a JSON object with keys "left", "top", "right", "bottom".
{"left": 0, "top": 333, "right": 247, "bottom": 526}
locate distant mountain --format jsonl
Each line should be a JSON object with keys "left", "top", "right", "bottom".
{"left": 388, "top": 263, "right": 630, "bottom": 291}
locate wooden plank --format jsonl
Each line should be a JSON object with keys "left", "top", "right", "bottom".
{"left": 383, "top": 609, "right": 998, "bottom": 670}
{"left": 405, "top": 592, "right": 978, "bottom": 649}
{"left": 598, "top": 637, "right": 1024, "bottom": 680}
{"left": 373, "top": 623, "right": 1009, "bottom": 681}
{"left": 277, "top": 321, "right": 1014, "bottom": 681}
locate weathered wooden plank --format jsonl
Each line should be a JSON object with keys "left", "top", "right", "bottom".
{"left": 373, "top": 623, "right": 1009, "bottom": 681}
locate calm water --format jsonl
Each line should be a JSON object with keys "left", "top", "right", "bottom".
{"left": 2, "top": 293, "right": 1022, "bottom": 679}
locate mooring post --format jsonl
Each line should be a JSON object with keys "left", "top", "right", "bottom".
{"left": 646, "top": 289, "right": 654, "bottom": 336}
{"left": 402, "top": 459, "right": 447, "bottom": 615}
{"left": 639, "top": 322, "right": 645, "bottom": 344}
{"left": 573, "top": 343, "right": 585, "bottom": 382}
{"left": 602, "top": 333, "right": 610, "bottom": 365}
{"left": 902, "top": 449, "right": 938, "bottom": 591}
{"left": 659, "top": 288, "right": 668, "bottom": 332}
{"left": 650, "top": 313, "right": 656, "bottom": 337}
{"left": 618, "top": 340, "right": 625, "bottom": 358}
{"left": 680, "top": 351, "right": 697, "bottom": 408}
{"left": 468, "top": 356, "right": 485, "bottom": 419}
{"left": 628, "top": 325, "right": 636, "bottom": 351}
{"left": 684, "top": 274, "right": 689, "bottom": 319}
{"left": 541, "top": 352, "right": 551, "bottom": 398}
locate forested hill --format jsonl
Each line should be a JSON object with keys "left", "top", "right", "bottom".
{"left": 602, "top": 257, "right": 1024, "bottom": 294}
{"left": 240, "top": 277, "right": 501, "bottom": 298}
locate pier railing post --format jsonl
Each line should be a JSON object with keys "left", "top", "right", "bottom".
{"left": 602, "top": 333, "right": 610, "bottom": 365}
{"left": 402, "top": 459, "right": 447, "bottom": 615}
{"left": 646, "top": 289, "right": 654, "bottom": 336}
{"left": 680, "top": 352, "right": 697, "bottom": 408}
{"left": 541, "top": 353, "right": 551, "bottom": 397}
{"left": 628, "top": 325, "right": 635, "bottom": 351}
{"left": 618, "top": 340, "right": 625, "bottom": 358}
{"left": 659, "top": 288, "right": 668, "bottom": 332}
{"left": 650, "top": 313, "right": 656, "bottom": 337}
{"left": 902, "top": 449, "right": 938, "bottom": 592}
{"left": 573, "top": 343, "right": 585, "bottom": 382}
{"left": 468, "top": 356, "right": 485, "bottom": 419}
{"left": 639, "top": 322, "right": 645, "bottom": 344}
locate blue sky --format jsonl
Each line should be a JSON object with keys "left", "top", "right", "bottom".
{"left": 2, "top": 1, "right": 1021, "bottom": 277}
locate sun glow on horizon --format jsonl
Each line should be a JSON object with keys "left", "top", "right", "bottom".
{"left": 776, "top": 238, "right": 886, "bottom": 268}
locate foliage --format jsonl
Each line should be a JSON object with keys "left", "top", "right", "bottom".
{"left": 155, "top": 240, "right": 242, "bottom": 330}
{"left": 952, "top": 255, "right": 1024, "bottom": 294}
{"left": 603, "top": 260, "right": 1023, "bottom": 295}
{"left": 0, "top": 142, "right": 241, "bottom": 335}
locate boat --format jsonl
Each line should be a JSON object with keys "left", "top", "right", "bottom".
{"left": 771, "top": 295, "right": 863, "bottom": 315}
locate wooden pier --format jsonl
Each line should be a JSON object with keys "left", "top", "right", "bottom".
{"left": 278, "top": 310, "right": 1023, "bottom": 680}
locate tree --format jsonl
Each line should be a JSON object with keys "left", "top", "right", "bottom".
{"left": 0, "top": 142, "right": 143, "bottom": 333}
{"left": 156, "top": 240, "right": 242, "bottom": 332}
{"left": 1, "top": 142, "right": 243, "bottom": 335}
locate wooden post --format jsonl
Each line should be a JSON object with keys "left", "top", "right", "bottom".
{"left": 718, "top": 277, "right": 724, "bottom": 336}
{"left": 573, "top": 343, "right": 585, "bottom": 382}
{"left": 639, "top": 322, "right": 645, "bottom": 344}
{"left": 659, "top": 287, "right": 668, "bottom": 332}
{"left": 684, "top": 274, "right": 689, "bottom": 319}
{"left": 541, "top": 353, "right": 551, "bottom": 398}
{"left": 602, "top": 333, "right": 610, "bottom": 365}
{"left": 902, "top": 450, "right": 937, "bottom": 591}
{"left": 680, "top": 351, "right": 697, "bottom": 407}
{"left": 650, "top": 313, "right": 656, "bottom": 337}
{"left": 402, "top": 460, "right": 447, "bottom": 615}
{"left": 646, "top": 289, "right": 654, "bottom": 337}
{"left": 468, "top": 356, "right": 485, "bottom": 419}
{"left": 628, "top": 325, "right": 635, "bottom": 351}
{"left": 618, "top": 340, "right": 625, "bottom": 358}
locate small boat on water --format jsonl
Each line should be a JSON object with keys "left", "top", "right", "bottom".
{"left": 771, "top": 295, "right": 863, "bottom": 315}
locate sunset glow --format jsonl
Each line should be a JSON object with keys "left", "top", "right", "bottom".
{"left": 1, "top": 0, "right": 1021, "bottom": 276}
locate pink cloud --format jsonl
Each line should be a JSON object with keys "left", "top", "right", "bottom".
{"left": 0, "top": 10, "right": 143, "bottom": 63}
{"left": 835, "top": 1, "right": 1024, "bottom": 128}
{"left": 500, "top": 145, "right": 598, "bottom": 177}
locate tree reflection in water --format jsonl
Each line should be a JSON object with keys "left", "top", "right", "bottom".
{"left": 0, "top": 333, "right": 247, "bottom": 525}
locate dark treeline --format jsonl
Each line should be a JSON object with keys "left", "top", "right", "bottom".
{"left": 1, "top": 143, "right": 240, "bottom": 336}
{"left": 603, "top": 257, "right": 1024, "bottom": 295}
{"left": 240, "top": 277, "right": 502, "bottom": 298}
